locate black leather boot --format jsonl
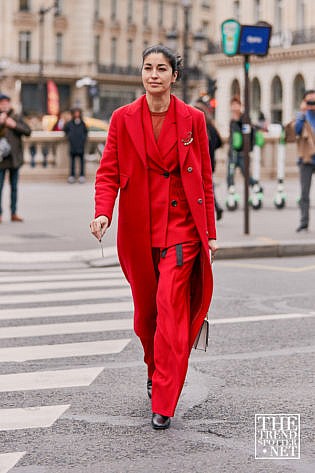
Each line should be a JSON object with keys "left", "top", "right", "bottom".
{"left": 151, "top": 413, "right": 171, "bottom": 430}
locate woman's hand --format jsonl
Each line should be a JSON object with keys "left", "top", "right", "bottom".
{"left": 208, "top": 239, "right": 218, "bottom": 263}
{"left": 90, "top": 215, "right": 109, "bottom": 241}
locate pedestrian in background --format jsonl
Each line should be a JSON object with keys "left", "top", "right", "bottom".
{"left": 294, "top": 90, "right": 315, "bottom": 232}
{"left": 227, "top": 95, "right": 257, "bottom": 190}
{"left": 194, "top": 96, "right": 224, "bottom": 220}
{"left": 0, "top": 93, "right": 31, "bottom": 223}
{"left": 64, "top": 107, "right": 88, "bottom": 183}
{"left": 90, "top": 44, "right": 217, "bottom": 430}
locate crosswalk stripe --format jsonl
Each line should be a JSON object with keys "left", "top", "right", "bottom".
{"left": 0, "top": 339, "right": 131, "bottom": 362}
{"left": 0, "top": 452, "right": 26, "bottom": 473}
{"left": 0, "top": 319, "right": 133, "bottom": 339}
{"left": 0, "top": 367, "right": 104, "bottom": 392}
{"left": 0, "top": 301, "right": 133, "bottom": 321}
{"left": 0, "top": 270, "right": 124, "bottom": 284}
{"left": 0, "top": 278, "right": 129, "bottom": 293}
{"left": 0, "top": 287, "right": 131, "bottom": 305}
{"left": 0, "top": 404, "right": 70, "bottom": 431}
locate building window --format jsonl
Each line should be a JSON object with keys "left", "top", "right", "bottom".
{"left": 253, "top": 0, "right": 261, "bottom": 22}
{"left": 55, "top": 0, "right": 62, "bottom": 16}
{"left": 158, "top": 1, "right": 164, "bottom": 27}
{"left": 251, "top": 77, "right": 261, "bottom": 122}
{"left": 143, "top": 0, "right": 149, "bottom": 26}
{"left": 19, "top": 31, "right": 31, "bottom": 63}
{"left": 233, "top": 0, "right": 240, "bottom": 20}
{"left": 231, "top": 79, "right": 240, "bottom": 98}
{"left": 172, "top": 4, "right": 177, "bottom": 29}
{"left": 111, "top": 0, "right": 117, "bottom": 20}
{"left": 293, "top": 74, "right": 305, "bottom": 112}
{"left": 111, "top": 37, "right": 117, "bottom": 65}
{"left": 94, "top": 0, "right": 100, "bottom": 19}
{"left": 19, "top": 0, "right": 30, "bottom": 11}
{"left": 274, "top": 0, "right": 283, "bottom": 33}
{"left": 55, "top": 33, "right": 63, "bottom": 63}
{"left": 127, "top": 0, "right": 133, "bottom": 23}
{"left": 127, "top": 39, "right": 133, "bottom": 68}
{"left": 271, "top": 76, "right": 283, "bottom": 123}
{"left": 94, "top": 35, "right": 100, "bottom": 64}
{"left": 296, "top": 0, "right": 305, "bottom": 31}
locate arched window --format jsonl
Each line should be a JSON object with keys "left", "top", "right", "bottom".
{"left": 270, "top": 76, "right": 283, "bottom": 124}
{"left": 251, "top": 77, "right": 261, "bottom": 123}
{"left": 293, "top": 74, "right": 305, "bottom": 112}
{"left": 231, "top": 79, "right": 240, "bottom": 98}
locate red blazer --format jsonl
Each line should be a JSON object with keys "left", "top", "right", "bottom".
{"left": 95, "top": 94, "right": 216, "bottom": 348}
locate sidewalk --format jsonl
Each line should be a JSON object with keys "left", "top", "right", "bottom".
{"left": 0, "top": 177, "right": 314, "bottom": 269}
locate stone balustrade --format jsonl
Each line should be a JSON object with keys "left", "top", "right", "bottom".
{"left": 21, "top": 131, "right": 298, "bottom": 182}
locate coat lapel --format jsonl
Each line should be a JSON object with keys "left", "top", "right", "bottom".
{"left": 157, "top": 96, "right": 177, "bottom": 159}
{"left": 174, "top": 96, "right": 193, "bottom": 169}
{"left": 124, "top": 96, "right": 147, "bottom": 167}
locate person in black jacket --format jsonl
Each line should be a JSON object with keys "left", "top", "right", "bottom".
{"left": 0, "top": 94, "right": 31, "bottom": 223}
{"left": 63, "top": 107, "right": 88, "bottom": 183}
{"left": 194, "top": 97, "right": 224, "bottom": 220}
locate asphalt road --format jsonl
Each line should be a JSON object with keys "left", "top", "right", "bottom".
{"left": 0, "top": 256, "right": 314, "bottom": 473}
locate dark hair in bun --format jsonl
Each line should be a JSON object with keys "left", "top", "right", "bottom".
{"left": 142, "top": 44, "right": 183, "bottom": 81}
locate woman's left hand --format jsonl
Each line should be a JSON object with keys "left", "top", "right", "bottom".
{"left": 208, "top": 239, "right": 218, "bottom": 263}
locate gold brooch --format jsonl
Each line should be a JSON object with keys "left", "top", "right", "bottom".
{"left": 181, "top": 132, "right": 194, "bottom": 146}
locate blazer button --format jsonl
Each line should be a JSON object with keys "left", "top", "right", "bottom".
{"left": 197, "top": 198, "right": 203, "bottom": 204}
{"left": 163, "top": 171, "right": 170, "bottom": 178}
{"left": 171, "top": 199, "right": 178, "bottom": 207}
{"left": 187, "top": 166, "right": 193, "bottom": 173}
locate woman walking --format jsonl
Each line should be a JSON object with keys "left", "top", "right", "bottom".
{"left": 90, "top": 45, "right": 217, "bottom": 430}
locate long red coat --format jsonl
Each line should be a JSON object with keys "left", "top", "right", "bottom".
{"left": 95, "top": 94, "right": 216, "bottom": 349}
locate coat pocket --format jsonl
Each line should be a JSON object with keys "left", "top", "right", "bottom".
{"left": 119, "top": 174, "right": 129, "bottom": 189}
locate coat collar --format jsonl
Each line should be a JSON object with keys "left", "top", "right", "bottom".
{"left": 124, "top": 94, "right": 193, "bottom": 168}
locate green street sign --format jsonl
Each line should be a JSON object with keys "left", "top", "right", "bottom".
{"left": 221, "top": 19, "right": 241, "bottom": 56}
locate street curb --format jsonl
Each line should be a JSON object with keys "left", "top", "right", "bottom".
{"left": 0, "top": 241, "right": 314, "bottom": 271}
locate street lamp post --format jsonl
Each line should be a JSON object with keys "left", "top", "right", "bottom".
{"left": 38, "top": 1, "right": 58, "bottom": 115}
{"left": 181, "top": 0, "right": 191, "bottom": 104}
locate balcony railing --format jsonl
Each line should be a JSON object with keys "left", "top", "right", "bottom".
{"left": 97, "top": 64, "right": 140, "bottom": 76}
{"left": 291, "top": 27, "right": 315, "bottom": 45}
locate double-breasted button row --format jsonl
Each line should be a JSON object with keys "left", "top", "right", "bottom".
{"left": 171, "top": 200, "right": 178, "bottom": 207}
{"left": 197, "top": 198, "right": 203, "bottom": 204}
{"left": 187, "top": 166, "right": 193, "bottom": 173}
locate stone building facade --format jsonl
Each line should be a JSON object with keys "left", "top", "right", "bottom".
{"left": 0, "top": 0, "right": 215, "bottom": 119}
{"left": 211, "top": 0, "right": 315, "bottom": 133}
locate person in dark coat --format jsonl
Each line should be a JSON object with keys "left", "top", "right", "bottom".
{"left": 63, "top": 107, "right": 88, "bottom": 183}
{"left": 90, "top": 45, "right": 218, "bottom": 430}
{"left": 194, "top": 97, "right": 224, "bottom": 220}
{"left": 0, "top": 94, "right": 31, "bottom": 223}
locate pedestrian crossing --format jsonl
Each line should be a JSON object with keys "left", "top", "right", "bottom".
{"left": 0, "top": 266, "right": 133, "bottom": 472}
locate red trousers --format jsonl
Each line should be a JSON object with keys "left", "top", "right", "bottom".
{"left": 142, "top": 241, "right": 201, "bottom": 417}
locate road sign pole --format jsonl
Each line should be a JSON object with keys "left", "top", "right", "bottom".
{"left": 243, "top": 55, "right": 250, "bottom": 235}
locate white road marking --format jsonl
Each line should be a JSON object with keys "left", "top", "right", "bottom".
{"left": 0, "top": 366, "right": 104, "bottom": 392}
{"left": 0, "top": 452, "right": 26, "bottom": 473}
{"left": 0, "top": 287, "right": 131, "bottom": 305}
{"left": 0, "top": 318, "right": 133, "bottom": 339}
{"left": 0, "top": 270, "right": 124, "bottom": 284}
{"left": 0, "top": 339, "right": 131, "bottom": 362}
{"left": 0, "top": 404, "right": 70, "bottom": 431}
{"left": 211, "top": 311, "right": 315, "bottom": 325}
{"left": 0, "top": 278, "right": 129, "bottom": 293}
{"left": 0, "top": 301, "right": 133, "bottom": 321}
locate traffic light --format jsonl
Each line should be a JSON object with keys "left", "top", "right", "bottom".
{"left": 207, "top": 78, "right": 217, "bottom": 98}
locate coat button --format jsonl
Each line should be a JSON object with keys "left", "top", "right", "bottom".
{"left": 197, "top": 198, "right": 203, "bottom": 204}
{"left": 163, "top": 171, "right": 170, "bottom": 178}
{"left": 171, "top": 199, "right": 178, "bottom": 207}
{"left": 187, "top": 166, "right": 193, "bottom": 173}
